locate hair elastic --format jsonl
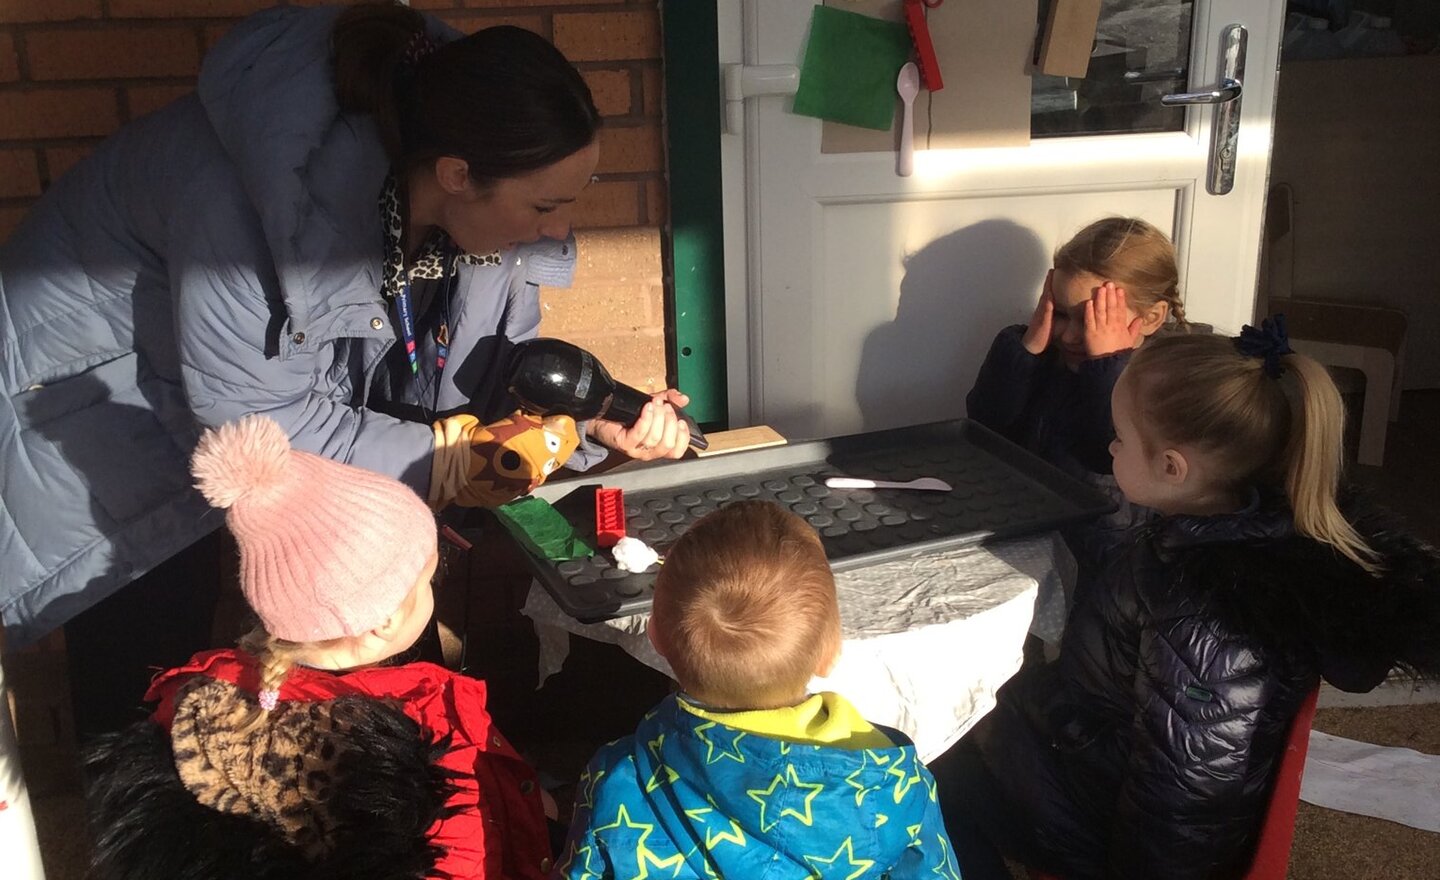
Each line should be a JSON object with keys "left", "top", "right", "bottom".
{"left": 400, "top": 29, "right": 440, "bottom": 77}
{"left": 1236, "top": 314, "right": 1293, "bottom": 379}
{"left": 257, "top": 689, "right": 280, "bottom": 712}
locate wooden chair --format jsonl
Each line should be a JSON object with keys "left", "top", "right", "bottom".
{"left": 1266, "top": 297, "right": 1406, "bottom": 467}
{"left": 1261, "top": 183, "right": 1406, "bottom": 467}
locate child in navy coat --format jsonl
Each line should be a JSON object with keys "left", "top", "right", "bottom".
{"left": 968, "top": 217, "right": 1187, "bottom": 629}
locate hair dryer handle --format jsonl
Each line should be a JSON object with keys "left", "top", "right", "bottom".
{"left": 610, "top": 382, "right": 709, "bottom": 451}
{"left": 673, "top": 405, "right": 709, "bottom": 451}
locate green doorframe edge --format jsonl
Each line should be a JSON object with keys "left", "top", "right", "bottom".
{"left": 662, "top": 0, "right": 728, "bottom": 428}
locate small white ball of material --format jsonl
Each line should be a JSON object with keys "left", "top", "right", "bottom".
{"left": 612, "top": 536, "right": 661, "bottom": 573}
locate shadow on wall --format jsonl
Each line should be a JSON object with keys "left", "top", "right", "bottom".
{"left": 855, "top": 219, "right": 1049, "bottom": 433}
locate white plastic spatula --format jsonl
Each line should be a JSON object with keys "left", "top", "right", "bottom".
{"left": 896, "top": 61, "right": 920, "bottom": 177}
{"left": 825, "top": 476, "right": 953, "bottom": 492}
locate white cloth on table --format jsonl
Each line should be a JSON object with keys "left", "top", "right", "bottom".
{"left": 1021, "top": 531, "right": 1077, "bottom": 646}
{"left": 522, "top": 533, "right": 1070, "bottom": 762}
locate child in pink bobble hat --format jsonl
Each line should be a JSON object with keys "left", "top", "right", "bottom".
{"left": 82, "top": 414, "right": 555, "bottom": 880}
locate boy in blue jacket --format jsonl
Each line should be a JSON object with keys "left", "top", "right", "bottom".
{"left": 555, "top": 500, "right": 960, "bottom": 878}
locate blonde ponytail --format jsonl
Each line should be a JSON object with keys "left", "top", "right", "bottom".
{"left": 1282, "top": 355, "right": 1381, "bottom": 573}
{"left": 1127, "top": 333, "right": 1379, "bottom": 573}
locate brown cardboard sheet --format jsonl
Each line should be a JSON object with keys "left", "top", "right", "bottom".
{"left": 819, "top": 0, "right": 1037, "bottom": 154}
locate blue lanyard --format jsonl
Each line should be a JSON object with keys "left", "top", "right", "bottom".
{"left": 395, "top": 258, "right": 455, "bottom": 376}
{"left": 395, "top": 279, "right": 422, "bottom": 375}
{"left": 394, "top": 255, "right": 457, "bottom": 419}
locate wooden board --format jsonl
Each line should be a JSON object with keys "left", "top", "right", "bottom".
{"left": 693, "top": 425, "right": 787, "bottom": 457}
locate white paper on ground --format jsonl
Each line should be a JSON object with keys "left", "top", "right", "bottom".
{"left": 1300, "top": 730, "right": 1440, "bottom": 832}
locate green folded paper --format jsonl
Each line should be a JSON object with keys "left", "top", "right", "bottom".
{"left": 794, "top": 5, "right": 913, "bottom": 131}
{"left": 494, "top": 496, "right": 594, "bottom": 562}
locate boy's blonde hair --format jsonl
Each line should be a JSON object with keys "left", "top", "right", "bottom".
{"left": 652, "top": 500, "right": 841, "bottom": 710}
{"left": 1125, "top": 333, "right": 1378, "bottom": 572}
{"left": 1056, "top": 217, "right": 1187, "bottom": 327}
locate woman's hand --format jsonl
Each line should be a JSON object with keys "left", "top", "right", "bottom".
{"left": 587, "top": 389, "right": 691, "bottom": 461}
{"left": 1021, "top": 271, "right": 1055, "bottom": 355}
{"left": 1083, "top": 282, "right": 1143, "bottom": 357}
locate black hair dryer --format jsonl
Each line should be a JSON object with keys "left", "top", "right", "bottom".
{"left": 504, "top": 337, "right": 709, "bottom": 451}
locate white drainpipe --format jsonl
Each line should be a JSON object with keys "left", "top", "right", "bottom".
{"left": 1, "top": 653, "right": 46, "bottom": 879}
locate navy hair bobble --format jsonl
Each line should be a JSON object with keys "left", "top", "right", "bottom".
{"left": 1236, "top": 314, "right": 1294, "bottom": 379}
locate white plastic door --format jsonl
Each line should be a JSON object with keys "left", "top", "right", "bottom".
{"left": 719, "top": 0, "right": 1286, "bottom": 439}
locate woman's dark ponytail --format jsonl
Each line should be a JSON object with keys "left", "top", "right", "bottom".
{"left": 331, "top": 1, "right": 599, "bottom": 180}
{"left": 332, "top": 2, "right": 426, "bottom": 163}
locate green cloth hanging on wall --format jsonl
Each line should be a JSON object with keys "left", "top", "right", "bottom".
{"left": 793, "top": 5, "right": 913, "bottom": 131}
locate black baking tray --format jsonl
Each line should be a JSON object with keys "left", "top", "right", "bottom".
{"left": 513, "top": 419, "right": 1114, "bottom": 623}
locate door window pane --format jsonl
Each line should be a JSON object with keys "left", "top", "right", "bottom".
{"left": 1032, "top": 0, "right": 1194, "bottom": 137}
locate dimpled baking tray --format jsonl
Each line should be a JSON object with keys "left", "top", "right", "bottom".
{"left": 517, "top": 419, "right": 1114, "bottom": 623}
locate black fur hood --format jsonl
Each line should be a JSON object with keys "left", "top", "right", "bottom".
{"left": 84, "top": 696, "right": 455, "bottom": 880}
{"left": 1152, "top": 489, "right": 1440, "bottom": 691}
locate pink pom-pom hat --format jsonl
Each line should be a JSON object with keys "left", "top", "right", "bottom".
{"left": 191, "top": 415, "right": 437, "bottom": 642}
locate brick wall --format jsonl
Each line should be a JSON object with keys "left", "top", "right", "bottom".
{"left": 0, "top": 0, "right": 670, "bottom": 389}
{"left": 541, "top": 226, "right": 666, "bottom": 392}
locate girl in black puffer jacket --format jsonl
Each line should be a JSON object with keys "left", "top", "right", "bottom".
{"left": 934, "top": 321, "right": 1440, "bottom": 880}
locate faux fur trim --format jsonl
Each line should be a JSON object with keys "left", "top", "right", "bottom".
{"left": 1164, "top": 498, "right": 1440, "bottom": 691}
{"left": 84, "top": 696, "right": 455, "bottom": 880}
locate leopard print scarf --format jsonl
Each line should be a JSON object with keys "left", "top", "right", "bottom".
{"left": 378, "top": 174, "right": 501, "bottom": 303}
{"left": 170, "top": 678, "right": 353, "bottom": 856}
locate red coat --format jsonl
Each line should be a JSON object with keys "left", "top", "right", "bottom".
{"left": 147, "top": 650, "right": 552, "bottom": 879}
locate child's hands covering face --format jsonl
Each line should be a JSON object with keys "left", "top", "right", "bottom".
{"left": 1021, "top": 270, "right": 1055, "bottom": 355}
{"left": 1083, "top": 282, "right": 1143, "bottom": 357}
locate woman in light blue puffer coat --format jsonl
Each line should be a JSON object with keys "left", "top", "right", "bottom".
{"left": 0, "top": 3, "right": 688, "bottom": 723}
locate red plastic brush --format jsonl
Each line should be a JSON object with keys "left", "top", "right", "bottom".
{"left": 904, "top": 0, "right": 944, "bottom": 92}
{"left": 594, "top": 487, "right": 626, "bottom": 549}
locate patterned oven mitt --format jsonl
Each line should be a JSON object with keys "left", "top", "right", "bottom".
{"left": 430, "top": 410, "right": 580, "bottom": 508}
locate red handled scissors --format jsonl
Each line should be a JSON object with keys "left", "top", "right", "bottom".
{"left": 905, "top": 0, "right": 945, "bottom": 91}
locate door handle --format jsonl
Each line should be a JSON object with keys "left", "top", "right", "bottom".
{"left": 721, "top": 63, "right": 800, "bottom": 135}
{"left": 1159, "top": 78, "right": 1241, "bottom": 106}
{"left": 1162, "top": 24, "right": 1247, "bottom": 195}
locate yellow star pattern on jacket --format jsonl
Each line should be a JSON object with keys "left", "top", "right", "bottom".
{"left": 929, "top": 834, "right": 963, "bottom": 879}
{"left": 887, "top": 749, "right": 925, "bottom": 804}
{"left": 593, "top": 804, "right": 689, "bottom": 879}
{"left": 746, "top": 764, "right": 826, "bottom": 833}
{"left": 557, "top": 837, "right": 605, "bottom": 879}
{"left": 845, "top": 749, "right": 892, "bottom": 806}
{"left": 643, "top": 734, "right": 680, "bottom": 793}
{"left": 555, "top": 695, "right": 962, "bottom": 879}
{"left": 680, "top": 797, "right": 748, "bottom": 851}
{"left": 802, "top": 837, "right": 876, "bottom": 880}
{"left": 575, "top": 766, "right": 607, "bottom": 812}
{"left": 693, "top": 721, "right": 748, "bottom": 765}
